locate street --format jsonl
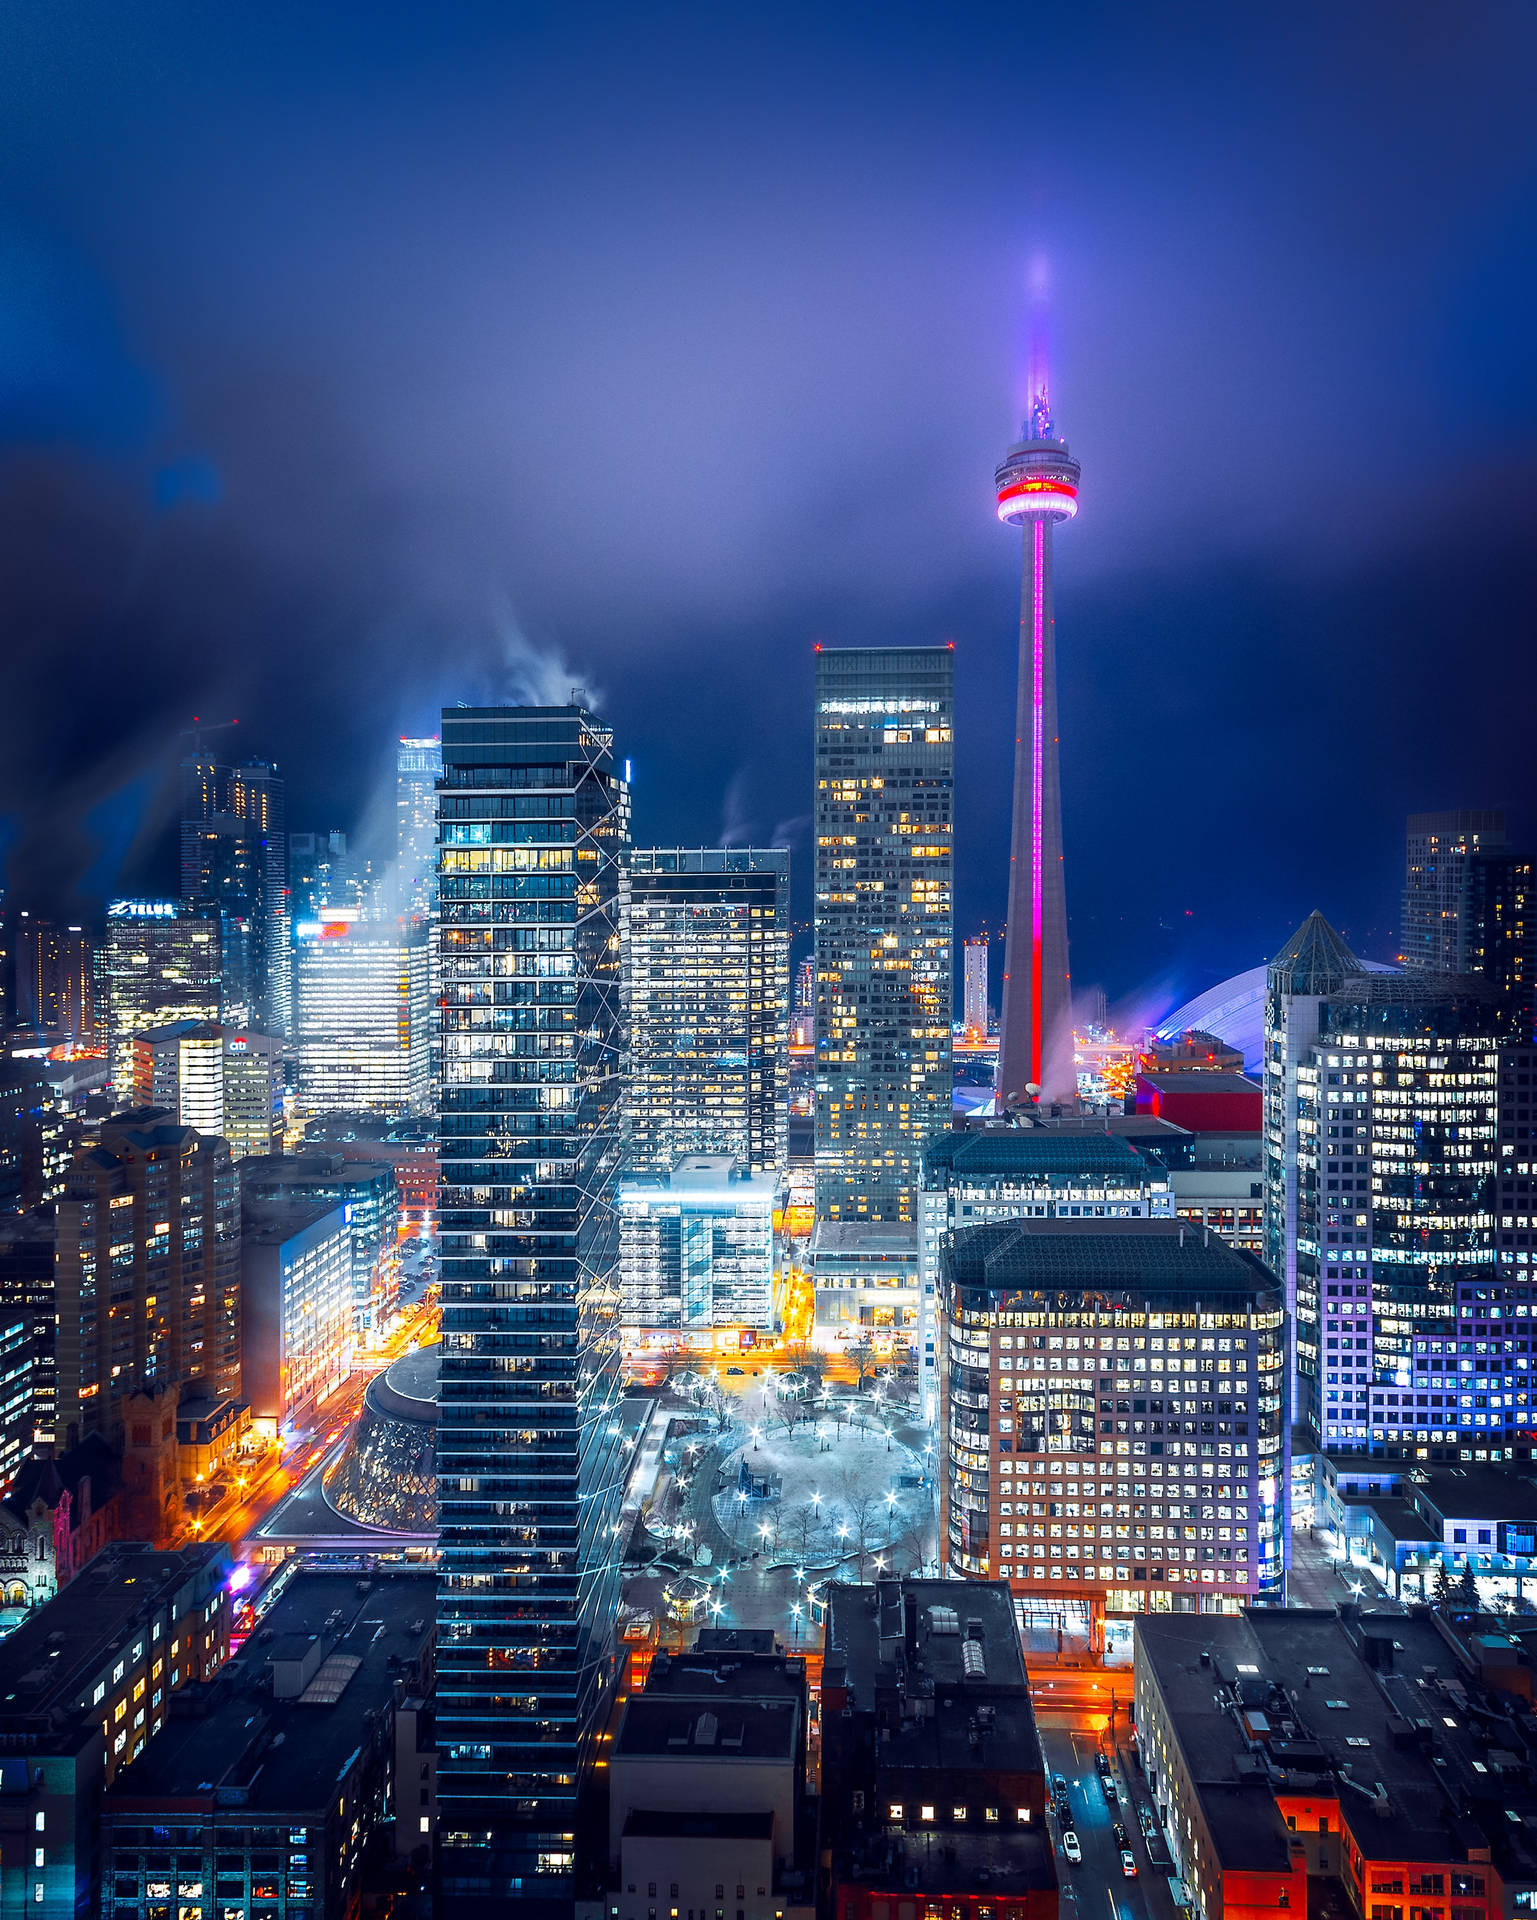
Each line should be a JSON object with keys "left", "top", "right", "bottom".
{"left": 1036, "top": 1714, "right": 1177, "bottom": 1920}
{"left": 191, "top": 1283, "right": 440, "bottom": 1554}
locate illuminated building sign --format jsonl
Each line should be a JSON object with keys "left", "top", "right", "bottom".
{"left": 107, "top": 899, "right": 181, "bottom": 919}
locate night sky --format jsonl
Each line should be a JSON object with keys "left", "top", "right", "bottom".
{"left": 3, "top": 2, "right": 1535, "bottom": 1015}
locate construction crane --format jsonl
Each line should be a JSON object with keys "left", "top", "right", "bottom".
{"left": 179, "top": 716, "right": 239, "bottom": 758}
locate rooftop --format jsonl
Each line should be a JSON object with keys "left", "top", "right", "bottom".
{"left": 366, "top": 1341, "right": 439, "bottom": 1423}
{"left": 942, "top": 1217, "right": 1279, "bottom": 1303}
{"left": 622, "top": 1809, "right": 775, "bottom": 1842}
{"left": 0, "top": 1544, "right": 228, "bottom": 1725}
{"left": 826, "top": 1577, "right": 1027, "bottom": 1701}
{"left": 1136, "top": 1073, "right": 1262, "bottom": 1098}
{"left": 1415, "top": 1466, "right": 1537, "bottom": 1526}
{"left": 922, "top": 1128, "right": 1161, "bottom": 1187}
{"left": 809, "top": 1222, "right": 919, "bottom": 1258}
{"left": 643, "top": 1646, "right": 807, "bottom": 1708}
{"left": 104, "top": 1569, "right": 433, "bottom": 1815}
{"left": 1268, "top": 911, "right": 1364, "bottom": 997}
{"left": 1137, "top": 1606, "right": 1537, "bottom": 1872}
{"left": 834, "top": 1824, "right": 1057, "bottom": 1898}
{"left": 614, "top": 1697, "right": 798, "bottom": 1763}
{"left": 240, "top": 1197, "right": 348, "bottom": 1246}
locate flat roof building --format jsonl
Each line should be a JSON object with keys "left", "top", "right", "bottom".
{"left": 0, "top": 1543, "right": 230, "bottom": 1916}
{"left": 919, "top": 1129, "right": 1175, "bottom": 1420}
{"left": 820, "top": 1576, "right": 1055, "bottom": 1920}
{"left": 814, "top": 647, "right": 953, "bottom": 1224}
{"left": 618, "top": 1154, "right": 776, "bottom": 1335}
{"left": 1136, "top": 1603, "right": 1537, "bottom": 1920}
{"left": 240, "top": 1198, "right": 354, "bottom": 1428}
{"left": 621, "top": 849, "right": 790, "bottom": 1178}
{"left": 99, "top": 1567, "right": 433, "bottom": 1920}
{"left": 939, "top": 1219, "right": 1286, "bottom": 1643}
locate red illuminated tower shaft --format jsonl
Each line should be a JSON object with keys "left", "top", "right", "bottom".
{"left": 995, "top": 402, "right": 1079, "bottom": 1107}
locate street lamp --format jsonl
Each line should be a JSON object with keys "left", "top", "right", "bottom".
{"left": 791, "top": 1603, "right": 802, "bottom": 1644}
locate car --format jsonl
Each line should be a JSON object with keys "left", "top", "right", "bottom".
{"left": 1055, "top": 1800, "right": 1070, "bottom": 1826}
{"left": 1061, "top": 1832, "right": 1081, "bottom": 1866}
{"left": 1112, "top": 1822, "right": 1128, "bottom": 1848}
{"left": 1053, "top": 1774, "right": 1068, "bottom": 1797}
{"left": 1102, "top": 1776, "right": 1119, "bottom": 1804}
{"left": 1095, "top": 1751, "right": 1111, "bottom": 1776}
{"left": 1120, "top": 1851, "right": 1138, "bottom": 1879}
{"left": 726, "top": 1366, "right": 744, "bottom": 1375}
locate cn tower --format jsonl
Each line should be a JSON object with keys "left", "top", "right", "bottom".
{"left": 995, "top": 389, "right": 1080, "bottom": 1109}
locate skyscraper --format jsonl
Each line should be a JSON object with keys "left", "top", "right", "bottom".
{"left": 8, "top": 913, "right": 94, "bottom": 1047}
{"left": 1400, "top": 808, "right": 1507, "bottom": 974}
{"left": 435, "top": 703, "right": 629, "bottom": 1911}
{"left": 1263, "top": 910, "right": 1521, "bottom": 1456}
{"left": 396, "top": 736, "right": 443, "bottom": 923}
{"left": 962, "top": 934, "right": 989, "bottom": 1037}
{"left": 101, "top": 900, "right": 222, "bottom": 1098}
{"left": 1467, "top": 851, "right": 1535, "bottom": 1041}
{"left": 813, "top": 646, "right": 953, "bottom": 1223}
{"left": 293, "top": 927, "right": 432, "bottom": 1117}
{"left": 620, "top": 847, "right": 789, "bottom": 1177}
{"left": 53, "top": 1113, "right": 241, "bottom": 1450}
{"left": 181, "top": 755, "right": 290, "bottom": 1033}
{"left": 994, "top": 393, "right": 1080, "bottom": 1106}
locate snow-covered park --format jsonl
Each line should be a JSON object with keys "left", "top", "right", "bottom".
{"left": 709, "top": 1414, "right": 934, "bottom": 1574}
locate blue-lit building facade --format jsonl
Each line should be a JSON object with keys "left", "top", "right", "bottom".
{"left": 1264, "top": 912, "right": 1528, "bottom": 1461}
{"left": 435, "top": 704, "right": 630, "bottom": 1912}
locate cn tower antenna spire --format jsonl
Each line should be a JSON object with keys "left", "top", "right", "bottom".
{"left": 994, "top": 352, "right": 1080, "bottom": 1111}
{"left": 1028, "top": 385, "right": 1055, "bottom": 442}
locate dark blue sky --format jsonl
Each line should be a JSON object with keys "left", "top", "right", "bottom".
{"left": 2, "top": 1, "right": 1535, "bottom": 1011}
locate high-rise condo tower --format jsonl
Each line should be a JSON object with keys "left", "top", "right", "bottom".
{"left": 995, "top": 392, "right": 1080, "bottom": 1107}
{"left": 435, "top": 704, "right": 629, "bottom": 1913}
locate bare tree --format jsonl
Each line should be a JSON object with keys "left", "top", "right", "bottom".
{"left": 783, "top": 1340, "right": 827, "bottom": 1391}
{"left": 836, "top": 1465, "right": 882, "bottom": 1582}
{"left": 848, "top": 1340, "right": 878, "bottom": 1392}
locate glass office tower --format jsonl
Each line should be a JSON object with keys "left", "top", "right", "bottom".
{"left": 397, "top": 735, "right": 444, "bottom": 922}
{"left": 620, "top": 847, "right": 790, "bottom": 1176}
{"left": 813, "top": 646, "right": 954, "bottom": 1222}
{"left": 435, "top": 704, "right": 630, "bottom": 1912}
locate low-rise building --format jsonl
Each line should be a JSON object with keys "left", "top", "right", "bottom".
{"left": 819, "top": 1576, "right": 1055, "bottom": 1920}
{"left": 597, "top": 1632, "right": 813, "bottom": 1920}
{"left": 1320, "top": 1461, "right": 1537, "bottom": 1603}
{"left": 0, "top": 1435, "right": 126, "bottom": 1629}
{"left": 1135, "top": 1604, "right": 1537, "bottom": 1920}
{"left": 99, "top": 1566, "right": 433, "bottom": 1920}
{"left": 618, "top": 1154, "right": 776, "bottom": 1337}
{"left": 0, "top": 1542, "right": 230, "bottom": 1917}
{"left": 938, "top": 1219, "right": 1287, "bottom": 1647}
{"left": 808, "top": 1222, "right": 918, "bottom": 1352}
{"left": 1134, "top": 1072, "right": 1263, "bottom": 1133}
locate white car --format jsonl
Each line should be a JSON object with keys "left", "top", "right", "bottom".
{"left": 1061, "top": 1831, "right": 1082, "bottom": 1865}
